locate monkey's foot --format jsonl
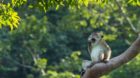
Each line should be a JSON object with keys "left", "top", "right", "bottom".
{"left": 102, "top": 60, "right": 109, "bottom": 63}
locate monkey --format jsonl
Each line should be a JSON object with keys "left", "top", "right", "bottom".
{"left": 88, "top": 32, "right": 111, "bottom": 64}
{"left": 81, "top": 32, "right": 111, "bottom": 76}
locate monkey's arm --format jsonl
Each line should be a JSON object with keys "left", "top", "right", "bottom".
{"left": 103, "top": 48, "right": 111, "bottom": 62}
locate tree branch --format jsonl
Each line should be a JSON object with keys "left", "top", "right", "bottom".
{"left": 82, "top": 34, "right": 140, "bottom": 78}
{"left": 114, "top": 0, "right": 138, "bottom": 33}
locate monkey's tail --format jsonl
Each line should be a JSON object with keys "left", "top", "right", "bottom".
{"left": 80, "top": 69, "right": 85, "bottom": 78}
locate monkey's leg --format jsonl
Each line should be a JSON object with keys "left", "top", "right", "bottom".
{"left": 100, "top": 52, "right": 108, "bottom": 63}
{"left": 103, "top": 51, "right": 111, "bottom": 63}
{"left": 87, "top": 53, "right": 105, "bottom": 68}
{"left": 100, "top": 52, "right": 105, "bottom": 61}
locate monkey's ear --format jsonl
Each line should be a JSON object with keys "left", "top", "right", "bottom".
{"left": 101, "top": 35, "right": 104, "bottom": 38}
{"left": 98, "top": 31, "right": 104, "bottom": 38}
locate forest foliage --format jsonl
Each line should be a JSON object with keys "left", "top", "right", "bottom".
{"left": 0, "top": 0, "right": 140, "bottom": 78}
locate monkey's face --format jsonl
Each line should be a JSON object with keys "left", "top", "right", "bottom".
{"left": 88, "top": 32, "right": 103, "bottom": 46}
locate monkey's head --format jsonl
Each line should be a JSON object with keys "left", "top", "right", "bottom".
{"left": 88, "top": 32, "right": 103, "bottom": 46}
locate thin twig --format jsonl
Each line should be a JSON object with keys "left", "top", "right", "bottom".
{"left": 5, "top": 54, "right": 34, "bottom": 69}
{"left": 114, "top": 0, "right": 138, "bottom": 33}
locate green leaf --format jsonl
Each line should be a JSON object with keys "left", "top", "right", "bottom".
{"left": 35, "top": 58, "right": 47, "bottom": 69}
{"left": 0, "top": 3, "right": 20, "bottom": 30}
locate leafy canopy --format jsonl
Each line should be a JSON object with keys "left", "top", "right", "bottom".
{"left": 1, "top": 0, "right": 140, "bottom": 29}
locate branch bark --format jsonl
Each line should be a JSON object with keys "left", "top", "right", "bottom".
{"left": 81, "top": 34, "right": 140, "bottom": 78}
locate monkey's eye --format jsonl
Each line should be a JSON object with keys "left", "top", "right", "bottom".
{"left": 91, "top": 38, "right": 96, "bottom": 42}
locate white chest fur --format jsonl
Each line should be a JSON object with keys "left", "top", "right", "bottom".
{"left": 90, "top": 45, "right": 103, "bottom": 62}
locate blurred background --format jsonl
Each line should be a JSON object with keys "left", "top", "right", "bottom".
{"left": 0, "top": 0, "right": 140, "bottom": 78}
